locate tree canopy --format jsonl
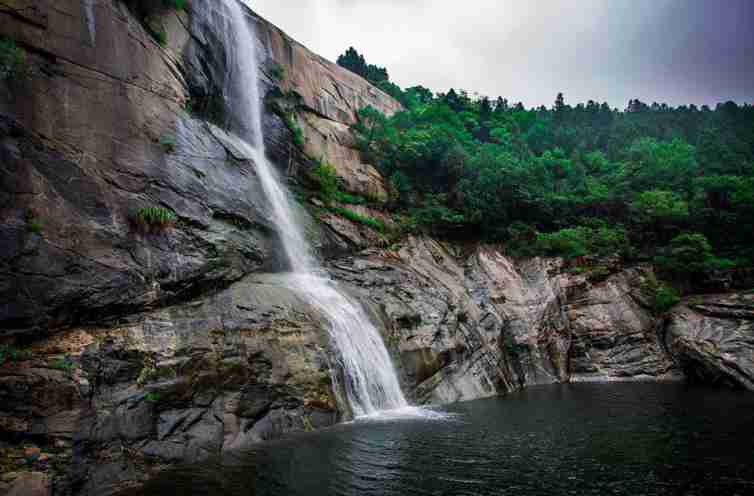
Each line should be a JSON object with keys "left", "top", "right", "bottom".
{"left": 339, "top": 47, "right": 754, "bottom": 278}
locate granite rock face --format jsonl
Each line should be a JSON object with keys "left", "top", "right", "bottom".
{"left": 0, "top": 0, "right": 400, "bottom": 335}
{"left": 665, "top": 294, "right": 754, "bottom": 389}
{"left": 1, "top": 0, "right": 270, "bottom": 334}
{"left": 329, "top": 237, "right": 681, "bottom": 404}
{"left": 0, "top": 1, "right": 395, "bottom": 493}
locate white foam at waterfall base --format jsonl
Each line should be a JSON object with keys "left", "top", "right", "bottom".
{"left": 214, "top": 0, "right": 440, "bottom": 418}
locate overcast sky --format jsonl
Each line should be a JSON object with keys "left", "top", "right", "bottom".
{"left": 244, "top": 0, "right": 754, "bottom": 109}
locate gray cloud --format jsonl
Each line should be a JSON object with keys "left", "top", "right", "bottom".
{"left": 246, "top": 0, "right": 754, "bottom": 108}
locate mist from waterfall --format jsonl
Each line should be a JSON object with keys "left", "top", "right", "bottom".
{"left": 213, "top": 0, "right": 413, "bottom": 417}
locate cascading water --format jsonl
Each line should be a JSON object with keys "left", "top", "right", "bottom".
{"left": 82, "top": 0, "right": 96, "bottom": 45}
{"left": 212, "top": 0, "right": 411, "bottom": 417}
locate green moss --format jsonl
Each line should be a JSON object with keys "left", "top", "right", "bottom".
{"left": 687, "top": 296, "right": 704, "bottom": 307}
{"left": 269, "top": 63, "right": 286, "bottom": 81}
{"left": 301, "top": 415, "right": 314, "bottom": 432}
{"left": 502, "top": 332, "right": 517, "bottom": 356}
{"left": 159, "top": 134, "right": 176, "bottom": 153}
{"left": 23, "top": 210, "right": 42, "bottom": 235}
{"left": 149, "top": 25, "right": 167, "bottom": 46}
{"left": 0, "top": 37, "right": 27, "bottom": 81}
{"left": 265, "top": 90, "right": 305, "bottom": 149}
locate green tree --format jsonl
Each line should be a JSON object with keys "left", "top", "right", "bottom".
{"left": 654, "top": 233, "right": 713, "bottom": 275}
{"left": 337, "top": 47, "right": 390, "bottom": 85}
{"left": 621, "top": 138, "right": 698, "bottom": 197}
{"left": 309, "top": 160, "right": 339, "bottom": 204}
{"left": 342, "top": 72, "right": 754, "bottom": 271}
{"left": 630, "top": 190, "right": 689, "bottom": 225}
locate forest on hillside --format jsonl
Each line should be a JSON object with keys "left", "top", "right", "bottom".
{"left": 336, "top": 47, "right": 754, "bottom": 287}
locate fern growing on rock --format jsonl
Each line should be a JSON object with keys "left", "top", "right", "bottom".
{"left": 133, "top": 206, "right": 176, "bottom": 232}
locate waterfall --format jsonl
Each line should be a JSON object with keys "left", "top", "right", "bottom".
{"left": 214, "top": 0, "right": 411, "bottom": 417}
{"left": 82, "top": 0, "right": 96, "bottom": 45}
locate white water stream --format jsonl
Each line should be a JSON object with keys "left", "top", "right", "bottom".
{"left": 214, "top": 0, "right": 417, "bottom": 417}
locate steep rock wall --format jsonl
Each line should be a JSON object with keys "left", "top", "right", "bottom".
{"left": 665, "top": 293, "right": 754, "bottom": 389}
{"left": 329, "top": 237, "right": 680, "bottom": 405}
{"left": 0, "top": 0, "right": 400, "bottom": 336}
{"left": 0, "top": 1, "right": 400, "bottom": 493}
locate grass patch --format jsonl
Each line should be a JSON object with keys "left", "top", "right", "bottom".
{"left": 330, "top": 206, "right": 386, "bottom": 233}
{"left": 49, "top": 357, "right": 73, "bottom": 371}
{"left": 281, "top": 112, "right": 304, "bottom": 148}
{"left": 144, "top": 391, "right": 162, "bottom": 402}
{"left": 309, "top": 159, "right": 338, "bottom": 204}
{"left": 334, "top": 191, "right": 367, "bottom": 205}
{"left": 133, "top": 206, "right": 176, "bottom": 231}
{"left": 0, "top": 345, "right": 31, "bottom": 366}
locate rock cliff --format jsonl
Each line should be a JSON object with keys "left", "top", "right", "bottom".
{"left": 0, "top": 1, "right": 751, "bottom": 495}
{"left": 329, "top": 238, "right": 680, "bottom": 405}
{"left": 665, "top": 293, "right": 754, "bottom": 389}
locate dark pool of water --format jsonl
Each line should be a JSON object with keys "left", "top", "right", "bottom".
{"left": 133, "top": 383, "right": 754, "bottom": 495}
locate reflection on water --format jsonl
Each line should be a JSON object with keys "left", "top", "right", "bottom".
{"left": 130, "top": 383, "right": 754, "bottom": 496}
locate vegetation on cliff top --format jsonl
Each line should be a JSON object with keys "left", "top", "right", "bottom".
{"left": 337, "top": 49, "right": 754, "bottom": 281}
